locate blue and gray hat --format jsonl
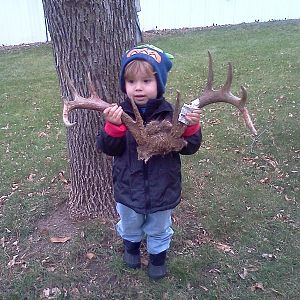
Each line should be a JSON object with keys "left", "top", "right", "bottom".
{"left": 119, "top": 44, "right": 173, "bottom": 98}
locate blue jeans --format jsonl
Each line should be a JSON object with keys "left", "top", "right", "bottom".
{"left": 116, "top": 203, "right": 174, "bottom": 254}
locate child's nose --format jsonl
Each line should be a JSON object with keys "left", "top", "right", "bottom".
{"left": 135, "top": 81, "right": 142, "bottom": 90}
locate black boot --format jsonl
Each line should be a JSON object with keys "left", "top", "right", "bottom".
{"left": 123, "top": 239, "right": 141, "bottom": 269}
{"left": 148, "top": 251, "right": 167, "bottom": 279}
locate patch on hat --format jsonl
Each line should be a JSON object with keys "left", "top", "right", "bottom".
{"left": 127, "top": 47, "right": 162, "bottom": 63}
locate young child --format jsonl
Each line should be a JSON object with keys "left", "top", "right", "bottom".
{"left": 96, "top": 45, "right": 202, "bottom": 279}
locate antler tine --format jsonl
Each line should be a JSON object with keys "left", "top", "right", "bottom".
{"left": 61, "top": 65, "right": 112, "bottom": 127}
{"left": 240, "top": 85, "right": 247, "bottom": 107}
{"left": 62, "top": 98, "right": 77, "bottom": 127}
{"left": 222, "top": 63, "right": 247, "bottom": 109}
{"left": 61, "top": 64, "right": 78, "bottom": 127}
{"left": 172, "top": 90, "right": 182, "bottom": 124}
{"left": 122, "top": 97, "right": 147, "bottom": 145}
{"left": 197, "top": 52, "right": 258, "bottom": 136}
{"left": 129, "top": 98, "right": 144, "bottom": 128}
{"left": 170, "top": 91, "right": 186, "bottom": 138}
{"left": 223, "top": 62, "right": 233, "bottom": 92}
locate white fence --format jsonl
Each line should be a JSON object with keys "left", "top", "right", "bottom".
{"left": 1, "top": 0, "right": 300, "bottom": 46}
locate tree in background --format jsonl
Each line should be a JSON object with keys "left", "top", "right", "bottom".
{"left": 42, "top": 0, "right": 137, "bottom": 218}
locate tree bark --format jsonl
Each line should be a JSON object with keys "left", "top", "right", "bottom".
{"left": 42, "top": 0, "right": 137, "bottom": 218}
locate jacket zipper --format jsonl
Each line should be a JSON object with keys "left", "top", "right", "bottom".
{"left": 143, "top": 161, "right": 150, "bottom": 211}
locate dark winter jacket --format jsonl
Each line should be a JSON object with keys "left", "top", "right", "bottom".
{"left": 96, "top": 97, "right": 202, "bottom": 214}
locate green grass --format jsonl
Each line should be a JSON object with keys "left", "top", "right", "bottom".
{"left": 0, "top": 20, "right": 299, "bottom": 299}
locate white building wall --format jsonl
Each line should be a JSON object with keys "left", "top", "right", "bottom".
{"left": 138, "top": 0, "right": 300, "bottom": 31}
{"left": 0, "top": 0, "right": 47, "bottom": 46}
{"left": 1, "top": 0, "right": 300, "bottom": 46}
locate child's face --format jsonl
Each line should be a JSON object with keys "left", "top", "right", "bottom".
{"left": 125, "top": 70, "right": 158, "bottom": 105}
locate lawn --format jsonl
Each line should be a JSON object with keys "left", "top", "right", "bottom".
{"left": 0, "top": 20, "right": 299, "bottom": 299}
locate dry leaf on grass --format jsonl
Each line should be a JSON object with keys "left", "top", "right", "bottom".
{"left": 214, "top": 242, "right": 235, "bottom": 254}
{"left": 247, "top": 265, "right": 259, "bottom": 272}
{"left": 41, "top": 287, "right": 61, "bottom": 299}
{"left": 49, "top": 236, "right": 71, "bottom": 243}
{"left": 262, "top": 253, "right": 277, "bottom": 260}
{"left": 27, "top": 173, "right": 36, "bottom": 181}
{"left": 250, "top": 282, "right": 265, "bottom": 291}
{"left": 46, "top": 266, "right": 55, "bottom": 272}
{"left": 238, "top": 268, "right": 248, "bottom": 279}
{"left": 284, "top": 194, "right": 293, "bottom": 202}
{"left": 86, "top": 252, "right": 96, "bottom": 260}
{"left": 259, "top": 177, "right": 270, "bottom": 184}
{"left": 38, "top": 131, "right": 48, "bottom": 138}
{"left": 269, "top": 288, "right": 285, "bottom": 297}
{"left": 7, "top": 255, "right": 18, "bottom": 268}
{"left": 58, "top": 171, "right": 69, "bottom": 184}
{"left": 200, "top": 285, "right": 209, "bottom": 292}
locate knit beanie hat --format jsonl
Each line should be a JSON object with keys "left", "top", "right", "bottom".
{"left": 119, "top": 44, "right": 173, "bottom": 98}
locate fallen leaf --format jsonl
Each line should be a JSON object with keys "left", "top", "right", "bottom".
{"left": 238, "top": 268, "right": 248, "bottom": 279}
{"left": 50, "top": 236, "right": 71, "bottom": 243}
{"left": 209, "top": 268, "right": 221, "bottom": 274}
{"left": 27, "top": 173, "right": 36, "bottom": 181}
{"left": 250, "top": 282, "right": 265, "bottom": 291}
{"left": 284, "top": 195, "right": 293, "bottom": 202}
{"left": 41, "top": 287, "right": 61, "bottom": 298}
{"left": 21, "top": 262, "right": 27, "bottom": 269}
{"left": 11, "top": 183, "right": 19, "bottom": 191}
{"left": 269, "top": 288, "right": 285, "bottom": 296}
{"left": 203, "top": 171, "right": 210, "bottom": 177}
{"left": 47, "top": 266, "right": 55, "bottom": 272}
{"left": 200, "top": 285, "right": 209, "bottom": 292}
{"left": 259, "top": 177, "right": 270, "bottom": 184}
{"left": 0, "top": 195, "right": 8, "bottom": 203}
{"left": 38, "top": 131, "right": 48, "bottom": 138}
{"left": 7, "top": 255, "right": 18, "bottom": 268}
{"left": 247, "top": 265, "right": 259, "bottom": 272}
{"left": 86, "top": 252, "right": 96, "bottom": 260}
{"left": 214, "top": 242, "right": 235, "bottom": 254}
{"left": 58, "top": 171, "right": 69, "bottom": 184}
{"left": 262, "top": 253, "right": 276, "bottom": 260}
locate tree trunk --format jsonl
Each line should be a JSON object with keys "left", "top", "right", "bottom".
{"left": 42, "top": 0, "right": 137, "bottom": 218}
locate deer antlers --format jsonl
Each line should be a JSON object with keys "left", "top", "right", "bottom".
{"left": 62, "top": 52, "right": 257, "bottom": 161}
{"left": 62, "top": 70, "right": 111, "bottom": 127}
{"left": 194, "top": 52, "right": 257, "bottom": 135}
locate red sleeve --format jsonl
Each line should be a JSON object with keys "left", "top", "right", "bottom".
{"left": 104, "top": 122, "right": 127, "bottom": 137}
{"left": 182, "top": 124, "right": 201, "bottom": 137}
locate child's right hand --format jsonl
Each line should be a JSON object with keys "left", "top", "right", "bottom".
{"left": 103, "top": 104, "right": 123, "bottom": 125}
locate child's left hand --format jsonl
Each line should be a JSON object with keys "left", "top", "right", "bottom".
{"left": 185, "top": 109, "right": 201, "bottom": 126}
